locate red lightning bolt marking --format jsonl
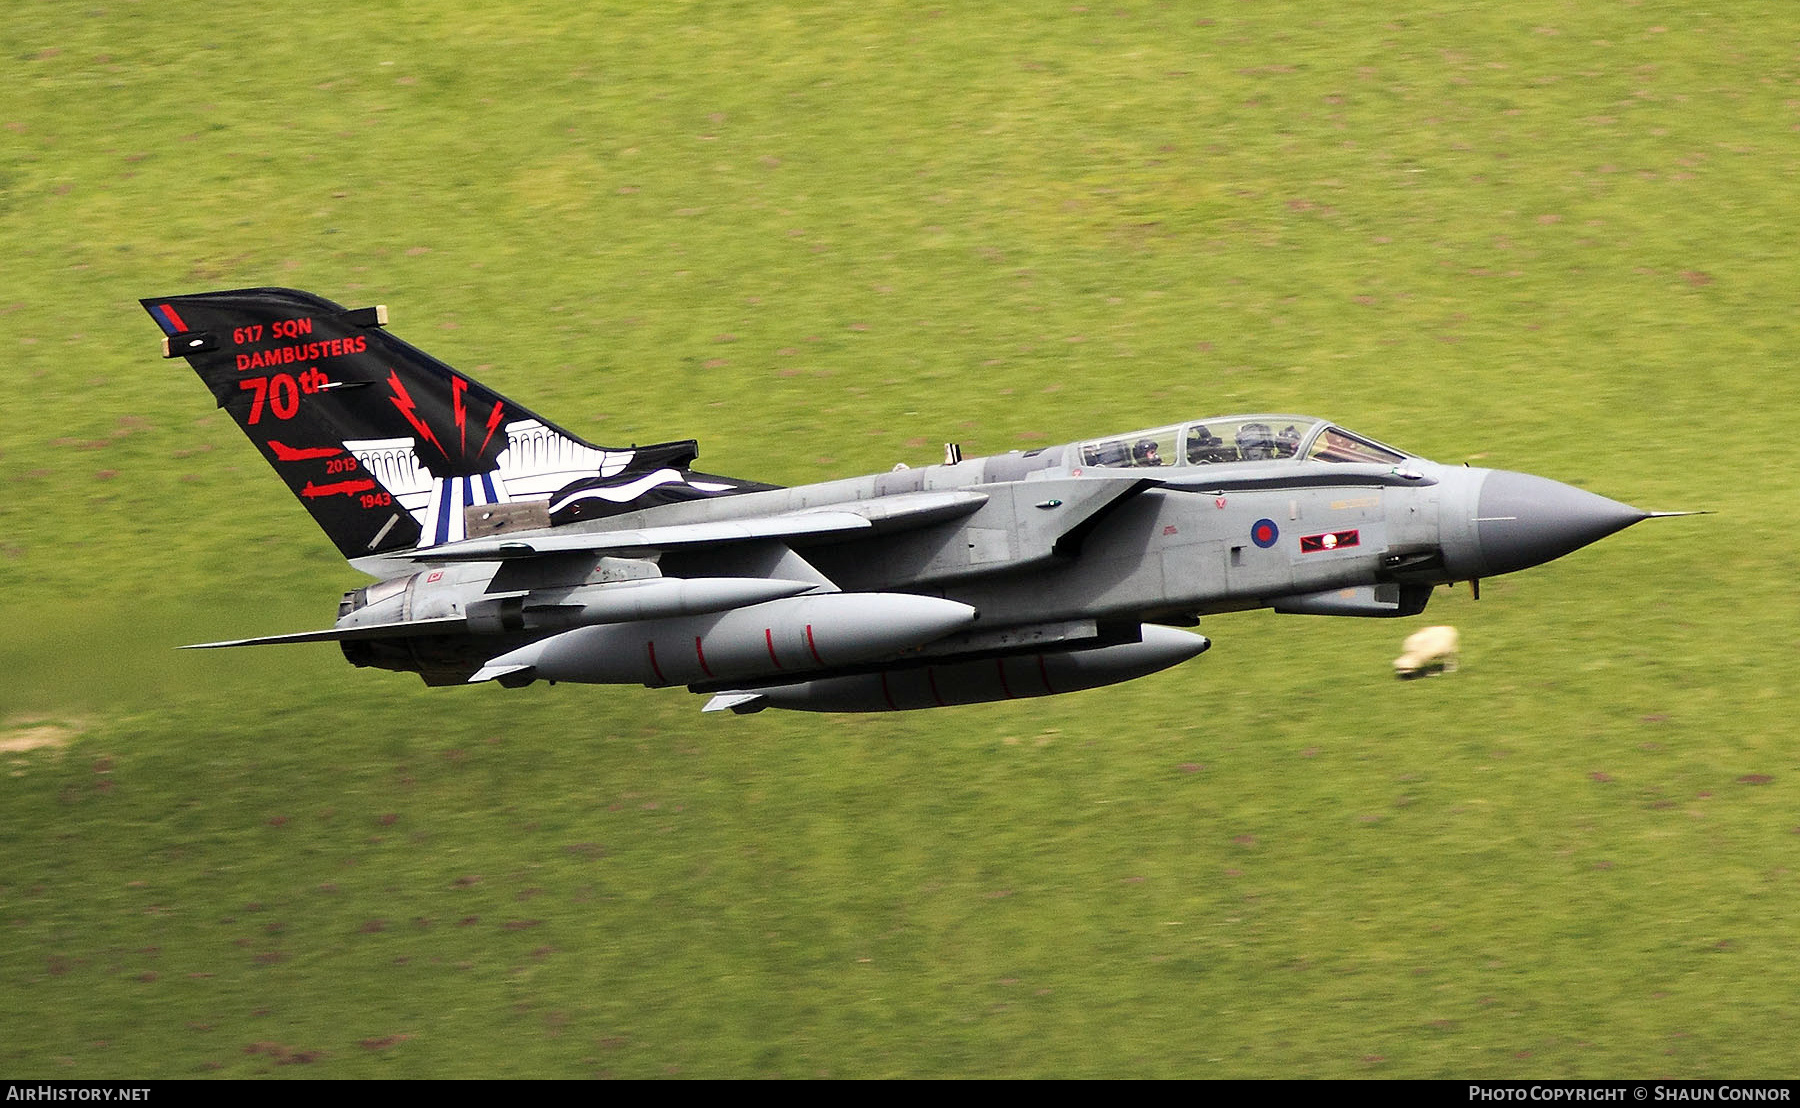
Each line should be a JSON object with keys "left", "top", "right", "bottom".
{"left": 478, "top": 398, "right": 506, "bottom": 457}
{"left": 452, "top": 376, "right": 468, "bottom": 455}
{"left": 386, "top": 370, "right": 446, "bottom": 458}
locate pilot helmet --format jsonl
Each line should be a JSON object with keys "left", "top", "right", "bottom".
{"left": 1133, "top": 439, "right": 1161, "bottom": 463}
{"left": 1236, "top": 422, "right": 1276, "bottom": 460}
{"left": 1187, "top": 426, "right": 1222, "bottom": 463}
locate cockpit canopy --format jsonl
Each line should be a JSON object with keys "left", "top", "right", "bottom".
{"left": 1076, "top": 416, "right": 1409, "bottom": 470}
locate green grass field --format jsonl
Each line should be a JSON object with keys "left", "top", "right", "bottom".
{"left": 3, "top": 0, "right": 1798, "bottom": 1078}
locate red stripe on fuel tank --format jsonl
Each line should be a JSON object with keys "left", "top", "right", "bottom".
{"left": 646, "top": 641, "right": 666, "bottom": 684}
{"left": 926, "top": 667, "right": 945, "bottom": 707}
{"left": 694, "top": 636, "right": 713, "bottom": 678}
{"left": 879, "top": 672, "right": 898, "bottom": 711}
{"left": 765, "top": 628, "right": 781, "bottom": 669}
{"left": 805, "top": 624, "right": 823, "bottom": 666}
{"left": 995, "top": 658, "right": 1015, "bottom": 699}
{"left": 1037, "top": 654, "right": 1056, "bottom": 695}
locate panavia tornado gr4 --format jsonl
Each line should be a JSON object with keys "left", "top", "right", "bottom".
{"left": 145, "top": 288, "right": 1678, "bottom": 714}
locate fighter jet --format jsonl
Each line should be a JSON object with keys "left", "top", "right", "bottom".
{"left": 144, "top": 287, "right": 1675, "bottom": 713}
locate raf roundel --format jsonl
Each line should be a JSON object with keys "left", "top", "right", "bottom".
{"left": 1251, "top": 518, "right": 1280, "bottom": 549}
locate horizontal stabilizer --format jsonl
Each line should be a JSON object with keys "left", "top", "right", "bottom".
{"left": 183, "top": 615, "right": 467, "bottom": 649}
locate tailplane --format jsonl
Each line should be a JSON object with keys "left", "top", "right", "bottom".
{"left": 144, "top": 288, "right": 763, "bottom": 559}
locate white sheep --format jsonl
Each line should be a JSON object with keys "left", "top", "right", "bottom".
{"left": 1394, "top": 625, "right": 1459, "bottom": 679}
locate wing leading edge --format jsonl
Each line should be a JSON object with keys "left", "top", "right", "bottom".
{"left": 401, "top": 489, "right": 990, "bottom": 563}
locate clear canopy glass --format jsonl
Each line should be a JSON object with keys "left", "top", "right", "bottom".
{"left": 1076, "top": 416, "right": 1408, "bottom": 469}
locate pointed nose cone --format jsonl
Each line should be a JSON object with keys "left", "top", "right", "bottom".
{"left": 1475, "top": 470, "right": 1649, "bottom": 577}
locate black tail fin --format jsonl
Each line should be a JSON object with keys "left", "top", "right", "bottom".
{"left": 144, "top": 288, "right": 755, "bottom": 559}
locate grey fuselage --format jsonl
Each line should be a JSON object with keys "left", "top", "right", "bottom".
{"left": 345, "top": 414, "right": 1646, "bottom": 698}
{"left": 146, "top": 290, "right": 1658, "bottom": 713}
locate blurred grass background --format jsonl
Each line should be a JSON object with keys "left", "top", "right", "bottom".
{"left": 2, "top": 0, "right": 1797, "bottom": 1077}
